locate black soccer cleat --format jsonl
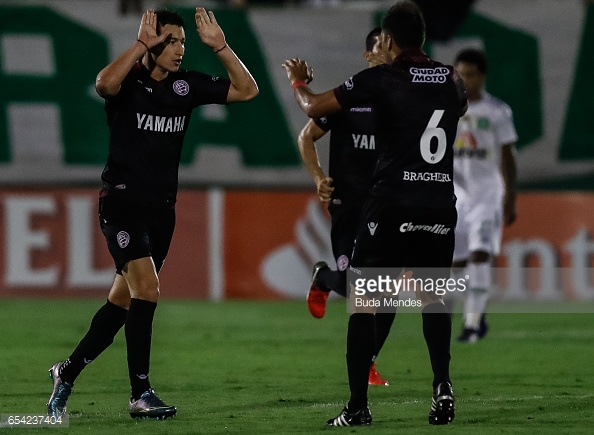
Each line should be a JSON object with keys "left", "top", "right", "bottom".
{"left": 47, "top": 361, "right": 73, "bottom": 417}
{"left": 326, "top": 406, "right": 372, "bottom": 427}
{"left": 428, "top": 381, "right": 455, "bottom": 425}
{"left": 478, "top": 313, "right": 489, "bottom": 339}
{"left": 457, "top": 327, "right": 479, "bottom": 343}
{"left": 129, "top": 389, "right": 177, "bottom": 420}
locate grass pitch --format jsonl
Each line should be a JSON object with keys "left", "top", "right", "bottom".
{"left": 1, "top": 298, "right": 593, "bottom": 434}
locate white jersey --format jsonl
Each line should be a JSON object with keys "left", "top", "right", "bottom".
{"left": 453, "top": 92, "right": 517, "bottom": 206}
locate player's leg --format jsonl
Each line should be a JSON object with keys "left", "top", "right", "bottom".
{"left": 122, "top": 256, "right": 160, "bottom": 398}
{"left": 59, "top": 275, "right": 130, "bottom": 380}
{"left": 459, "top": 210, "right": 501, "bottom": 342}
{"left": 448, "top": 260, "right": 467, "bottom": 315}
{"left": 47, "top": 276, "right": 129, "bottom": 417}
{"left": 125, "top": 208, "right": 176, "bottom": 419}
{"left": 460, "top": 250, "right": 490, "bottom": 341}
{"left": 409, "top": 206, "right": 456, "bottom": 425}
{"left": 419, "top": 292, "right": 455, "bottom": 425}
{"left": 326, "top": 199, "right": 384, "bottom": 426}
{"left": 307, "top": 203, "right": 360, "bottom": 318}
{"left": 415, "top": 285, "right": 455, "bottom": 425}
{"left": 327, "top": 292, "right": 375, "bottom": 427}
{"left": 47, "top": 196, "right": 133, "bottom": 417}
{"left": 368, "top": 311, "right": 395, "bottom": 386}
{"left": 446, "top": 201, "right": 469, "bottom": 316}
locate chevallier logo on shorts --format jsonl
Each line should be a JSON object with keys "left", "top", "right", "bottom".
{"left": 399, "top": 222, "right": 451, "bottom": 235}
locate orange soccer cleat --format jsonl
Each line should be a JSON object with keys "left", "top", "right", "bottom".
{"left": 368, "top": 363, "right": 389, "bottom": 386}
{"left": 307, "top": 261, "right": 330, "bottom": 318}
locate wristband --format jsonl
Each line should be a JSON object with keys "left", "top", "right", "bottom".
{"left": 137, "top": 39, "right": 150, "bottom": 52}
{"left": 291, "top": 80, "right": 308, "bottom": 90}
{"left": 214, "top": 44, "right": 227, "bottom": 54}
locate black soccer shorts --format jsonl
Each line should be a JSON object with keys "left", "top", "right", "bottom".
{"left": 351, "top": 197, "right": 457, "bottom": 277}
{"left": 99, "top": 194, "right": 175, "bottom": 275}
{"left": 328, "top": 202, "right": 363, "bottom": 274}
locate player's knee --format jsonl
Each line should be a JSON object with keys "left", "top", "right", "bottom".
{"left": 129, "top": 277, "right": 160, "bottom": 302}
{"left": 108, "top": 294, "right": 131, "bottom": 309}
{"left": 419, "top": 296, "right": 445, "bottom": 312}
{"left": 470, "top": 250, "right": 490, "bottom": 263}
{"left": 451, "top": 259, "right": 467, "bottom": 270}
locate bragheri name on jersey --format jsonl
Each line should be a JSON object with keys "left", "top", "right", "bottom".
{"left": 402, "top": 171, "right": 451, "bottom": 182}
{"left": 137, "top": 114, "right": 186, "bottom": 132}
{"left": 410, "top": 67, "right": 449, "bottom": 83}
{"left": 352, "top": 134, "right": 375, "bottom": 149}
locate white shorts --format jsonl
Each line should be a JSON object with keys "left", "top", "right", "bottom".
{"left": 453, "top": 201, "right": 502, "bottom": 262}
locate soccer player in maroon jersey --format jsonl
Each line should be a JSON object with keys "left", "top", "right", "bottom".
{"left": 299, "top": 27, "right": 393, "bottom": 387}
{"left": 47, "top": 8, "right": 258, "bottom": 420}
{"left": 284, "top": 1, "right": 466, "bottom": 426}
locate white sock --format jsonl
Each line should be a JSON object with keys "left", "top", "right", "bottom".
{"left": 445, "top": 267, "right": 467, "bottom": 312}
{"left": 464, "top": 262, "right": 491, "bottom": 330}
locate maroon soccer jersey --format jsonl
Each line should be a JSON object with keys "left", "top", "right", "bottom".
{"left": 334, "top": 48, "right": 467, "bottom": 208}
{"left": 101, "top": 62, "right": 230, "bottom": 208}
{"left": 314, "top": 105, "right": 378, "bottom": 206}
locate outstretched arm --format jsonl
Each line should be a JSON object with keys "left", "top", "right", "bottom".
{"left": 298, "top": 119, "right": 334, "bottom": 202}
{"left": 196, "top": 7, "right": 258, "bottom": 102}
{"left": 96, "top": 9, "right": 168, "bottom": 98}
{"left": 282, "top": 58, "right": 341, "bottom": 119}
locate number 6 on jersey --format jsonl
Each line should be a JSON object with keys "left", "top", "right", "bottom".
{"left": 420, "top": 109, "right": 446, "bottom": 164}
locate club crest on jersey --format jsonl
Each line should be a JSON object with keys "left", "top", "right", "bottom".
{"left": 345, "top": 77, "right": 354, "bottom": 90}
{"left": 117, "top": 231, "right": 130, "bottom": 248}
{"left": 368, "top": 222, "right": 378, "bottom": 235}
{"left": 173, "top": 79, "right": 189, "bottom": 96}
{"left": 337, "top": 255, "right": 349, "bottom": 271}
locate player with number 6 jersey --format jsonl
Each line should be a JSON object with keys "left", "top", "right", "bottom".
{"left": 283, "top": 0, "right": 467, "bottom": 427}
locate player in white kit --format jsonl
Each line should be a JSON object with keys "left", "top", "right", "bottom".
{"left": 451, "top": 48, "right": 518, "bottom": 343}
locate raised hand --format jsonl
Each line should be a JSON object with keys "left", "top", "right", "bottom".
{"left": 282, "top": 58, "right": 314, "bottom": 85}
{"left": 195, "top": 7, "right": 226, "bottom": 51}
{"left": 137, "top": 9, "right": 169, "bottom": 49}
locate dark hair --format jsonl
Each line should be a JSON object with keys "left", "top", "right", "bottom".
{"left": 365, "top": 27, "right": 382, "bottom": 51}
{"left": 155, "top": 10, "right": 185, "bottom": 33}
{"left": 454, "top": 48, "right": 488, "bottom": 74}
{"left": 382, "top": 1, "right": 426, "bottom": 49}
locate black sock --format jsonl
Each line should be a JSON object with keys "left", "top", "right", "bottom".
{"left": 346, "top": 313, "right": 375, "bottom": 411}
{"left": 60, "top": 300, "right": 127, "bottom": 384}
{"left": 125, "top": 298, "right": 157, "bottom": 399}
{"left": 372, "top": 311, "right": 396, "bottom": 361}
{"left": 422, "top": 303, "right": 452, "bottom": 389}
{"left": 317, "top": 268, "right": 347, "bottom": 297}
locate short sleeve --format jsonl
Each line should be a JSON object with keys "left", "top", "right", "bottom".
{"left": 186, "top": 71, "right": 231, "bottom": 107}
{"left": 494, "top": 103, "right": 518, "bottom": 146}
{"left": 313, "top": 112, "right": 339, "bottom": 132}
{"left": 333, "top": 67, "right": 382, "bottom": 110}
